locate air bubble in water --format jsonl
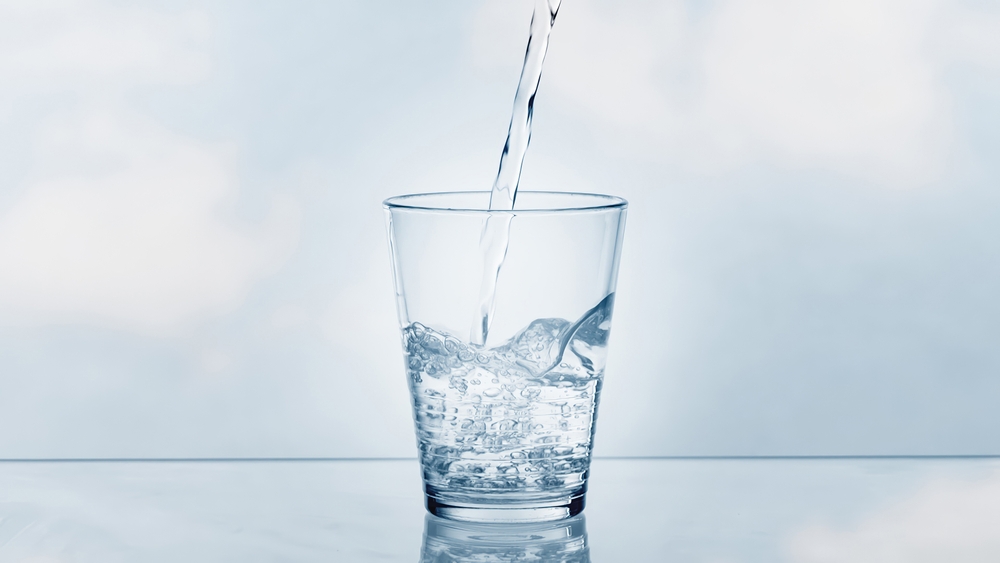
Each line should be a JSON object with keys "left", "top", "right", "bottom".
{"left": 405, "top": 292, "right": 612, "bottom": 499}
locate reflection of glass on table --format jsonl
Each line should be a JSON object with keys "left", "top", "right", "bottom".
{"left": 420, "top": 514, "right": 589, "bottom": 563}
{"left": 384, "top": 192, "right": 627, "bottom": 523}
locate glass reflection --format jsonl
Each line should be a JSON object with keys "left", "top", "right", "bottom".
{"left": 419, "top": 514, "right": 590, "bottom": 562}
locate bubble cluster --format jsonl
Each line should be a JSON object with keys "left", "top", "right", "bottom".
{"left": 402, "top": 295, "right": 614, "bottom": 503}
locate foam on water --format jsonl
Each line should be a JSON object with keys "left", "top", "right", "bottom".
{"left": 407, "top": 294, "right": 614, "bottom": 503}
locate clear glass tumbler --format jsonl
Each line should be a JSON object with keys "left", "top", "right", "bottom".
{"left": 384, "top": 191, "right": 627, "bottom": 523}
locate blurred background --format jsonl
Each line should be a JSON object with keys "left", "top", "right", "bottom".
{"left": 1, "top": 0, "right": 998, "bottom": 459}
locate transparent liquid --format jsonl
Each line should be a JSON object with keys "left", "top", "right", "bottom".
{"left": 471, "top": 0, "right": 562, "bottom": 346}
{"left": 487, "top": 0, "right": 562, "bottom": 212}
{"left": 406, "top": 294, "right": 613, "bottom": 505}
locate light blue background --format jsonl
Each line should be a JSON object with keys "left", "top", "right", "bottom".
{"left": 1, "top": 0, "right": 999, "bottom": 458}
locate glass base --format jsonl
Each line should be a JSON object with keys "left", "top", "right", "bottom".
{"left": 425, "top": 491, "right": 586, "bottom": 523}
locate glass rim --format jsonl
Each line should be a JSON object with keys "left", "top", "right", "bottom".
{"left": 382, "top": 191, "right": 628, "bottom": 213}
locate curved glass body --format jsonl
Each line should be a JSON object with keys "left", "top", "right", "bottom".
{"left": 384, "top": 192, "right": 627, "bottom": 522}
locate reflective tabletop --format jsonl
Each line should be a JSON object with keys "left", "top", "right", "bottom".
{"left": 2, "top": 457, "right": 999, "bottom": 561}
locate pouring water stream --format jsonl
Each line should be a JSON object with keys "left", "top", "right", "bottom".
{"left": 471, "top": 0, "right": 563, "bottom": 345}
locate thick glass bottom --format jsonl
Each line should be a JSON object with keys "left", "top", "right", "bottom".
{"left": 425, "top": 489, "right": 586, "bottom": 523}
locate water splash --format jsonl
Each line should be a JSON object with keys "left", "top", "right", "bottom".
{"left": 406, "top": 294, "right": 613, "bottom": 497}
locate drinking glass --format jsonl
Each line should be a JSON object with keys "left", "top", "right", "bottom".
{"left": 384, "top": 191, "right": 627, "bottom": 522}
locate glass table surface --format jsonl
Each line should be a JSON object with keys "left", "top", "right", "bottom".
{"left": 1, "top": 457, "right": 998, "bottom": 561}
